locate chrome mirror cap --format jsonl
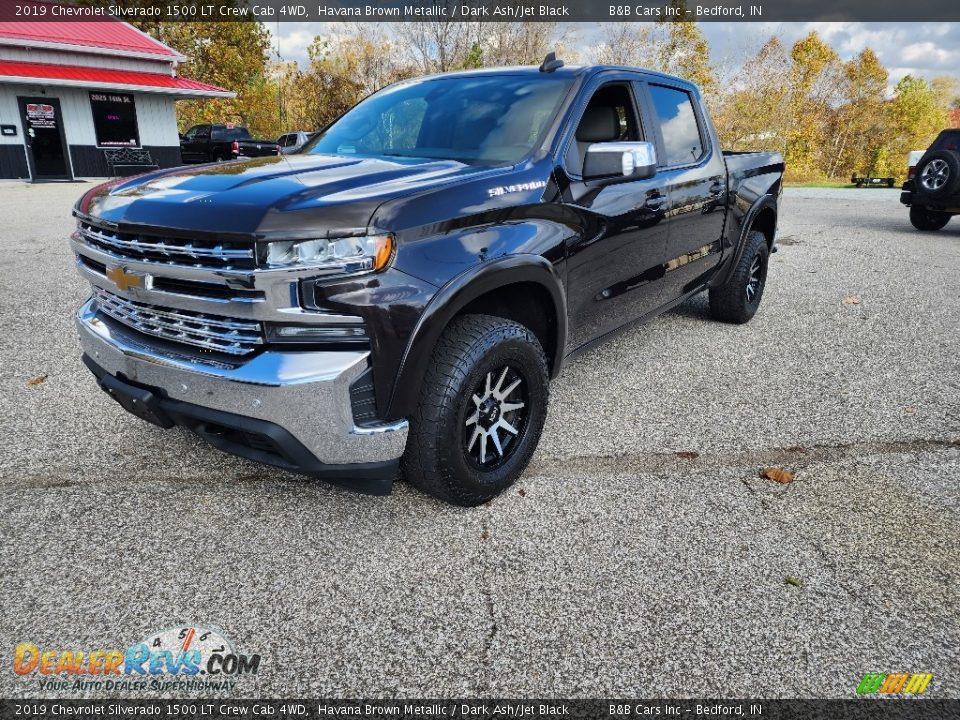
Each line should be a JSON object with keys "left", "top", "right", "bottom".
{"left": 584, "top": 141, "right": 658, "bottom": 181}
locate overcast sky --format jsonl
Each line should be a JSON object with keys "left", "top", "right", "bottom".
{"left": 268, "top": 22, "right": 959, "bottom": 86}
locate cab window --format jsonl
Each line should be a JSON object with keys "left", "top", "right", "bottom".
{"left": 647, "top": 85, "right": 704, "bottom": 167}
{"left": 565, "top": 83, "right": 642, "bottom": 177}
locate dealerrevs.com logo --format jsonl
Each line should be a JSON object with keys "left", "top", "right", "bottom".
{"left": 857, "top": 672, "right": 933, "bottom": 696}
{"left": 13, "top": 626, "right": 261, "bottom": 692}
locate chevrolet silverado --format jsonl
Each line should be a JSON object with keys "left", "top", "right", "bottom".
{"left": 72, "top": 59, "right": 784, "bottom": 505}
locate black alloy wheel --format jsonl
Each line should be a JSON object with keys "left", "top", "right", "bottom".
{"left": 462, "top": 364, "right": 530, "bottom": 470}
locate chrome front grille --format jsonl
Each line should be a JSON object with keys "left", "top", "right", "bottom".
{"left": 93, "top": 288, "right": 264, "bottom": 356}
{"left": 78, "top": 221, "right": 255, "bottom": 269}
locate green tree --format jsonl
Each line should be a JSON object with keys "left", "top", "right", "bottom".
{"left": 595, "top": 11, "right": 716, "bottom": 101}
{"left": 785, "top": 31, "right": 842, "bottom": 180}
{"left": 157, "top": 22, "right": 273, "bottom": 135}
{"left": 79, "top": 1, "right": 273, "bottom": 135}
{"left": 885, "top": 76, "right": 949, "bottom": 176}
{"left": 483, "top": 22, "right": 565, "bottom": 67}
{"left": 829, "top": 48, "right": 888, "bottom": 178}
{"left": 713, "top": 37, "right": 791, "bottom": 153}
{"left": 655, "top": 8, "right": 716, "bottom": 99}
{"left": 931, "top": 75, "right": 960, "bottom": 110}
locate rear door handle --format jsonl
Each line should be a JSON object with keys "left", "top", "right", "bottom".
{"left": 709, "top": 181, "right": 725, "bottom": 197}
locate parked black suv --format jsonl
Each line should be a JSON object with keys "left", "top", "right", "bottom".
{"left": 73, "top": 62, "right": 784, "bottom": 505}
{"left": 901, "top": 129, "right": 960, "bottom": 231}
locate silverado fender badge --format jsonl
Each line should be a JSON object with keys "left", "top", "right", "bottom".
{"left": 105, "top": 265, "right": 145, "bottom": 292}
{"left": 487, "top": 180, "right": 547, "bottom": 198}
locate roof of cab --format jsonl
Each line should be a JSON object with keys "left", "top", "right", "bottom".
{"left": 415, "top": 63, "right": 692, "bottom": 87}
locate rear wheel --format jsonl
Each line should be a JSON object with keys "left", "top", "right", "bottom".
{"left": 403, "top": 314, "right": 549, "bottom": 506}
{"left": 709, "top": 230, "right": 770, "bottom": 324}
{"left": 909, "top": 205, "right": 951, "bottom": 231}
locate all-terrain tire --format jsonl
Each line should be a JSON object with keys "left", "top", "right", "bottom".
{"left": 915, "top": 150, "right": 960, "bottom": 199}
{"left": 402, "top": 314, "right": 549, "bottom": 506}
{"left": 909, "top": 205, "right": 951, "bottom": 231}
{"left": 708, "top": 230, "right": 770, "bottom": 324}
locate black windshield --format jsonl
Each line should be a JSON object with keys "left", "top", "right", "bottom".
{"left": 306, "top": 74, "right": 573, "bottom": 165}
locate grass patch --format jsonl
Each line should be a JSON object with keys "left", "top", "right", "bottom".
{"left": 784, "top": 180, "right": 855, "bottom": 189}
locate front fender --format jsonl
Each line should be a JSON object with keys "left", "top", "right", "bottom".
{"left": 385, "top": 254, "right": 567, "bottom": 420}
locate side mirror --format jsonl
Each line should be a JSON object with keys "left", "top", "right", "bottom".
{"left": 583, "top": 141, "right": 657, "bottom": 183}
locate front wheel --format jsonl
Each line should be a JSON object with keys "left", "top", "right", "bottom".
{"left": 909, "top": 205, "right": 951, "bottom": 231}
{"left": 403, "top": 314, "right": 549, "bottom": 506}
{"left": 708, "top": 230, "right": 770, "bottom": 324}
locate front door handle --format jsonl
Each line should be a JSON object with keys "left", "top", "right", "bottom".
{"left": 644, "top": 193, "right": 666, "bottom": 211}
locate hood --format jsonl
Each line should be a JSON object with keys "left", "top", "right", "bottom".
{"left": 77, "top": 154, "right": 495, "bottom": 238}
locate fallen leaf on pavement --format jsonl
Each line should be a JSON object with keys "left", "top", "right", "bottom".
{"left": 842, "top": 295, "right": 861, "bottom": 305}
{"left": 785, "top": 576, "right": 803, "bottom": 587}
{"left": 762, "top": 467, "right": 795, "bottom": 484}
{"left": 904, "top": 406, "right": 916, "bottom": 414}
{"left": 517, "top": 488, "right": 527, "bottom": 497}
{"left": 675, "top": 451, "right": 699, "bottom": 460}
{"left": 27, "top": 374, "right": 48, "bottom": 386}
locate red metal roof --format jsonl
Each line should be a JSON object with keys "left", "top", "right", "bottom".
{"left": 0, "top": 1, "right": 179, "bottom": 59}
{"left": 0, "top": 60, "right": 233, "bottom": 97}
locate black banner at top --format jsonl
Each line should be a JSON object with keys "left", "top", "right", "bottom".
{"left": 1, "top": 0, "right": 960, "bottom": 23}
{"left": 1, "top": 700, "right": 959, "bottom": 720}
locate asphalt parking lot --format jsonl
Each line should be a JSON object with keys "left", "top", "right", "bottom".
{"left": 0, "top": 183, "right": 957, "bottom": 698}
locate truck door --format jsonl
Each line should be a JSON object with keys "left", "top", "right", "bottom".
{"left": 179, "top": 124, "right": 210, "bottom": 163}
{"left": 639, "top": 82, "right": 727, "bottom": 301}
{"left": 561, "top": 79, "right": 670, "bottom": 351}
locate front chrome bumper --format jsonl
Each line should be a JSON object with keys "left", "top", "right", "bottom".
{"left": 76, "top": 297, "right": 408, "bottom": 469}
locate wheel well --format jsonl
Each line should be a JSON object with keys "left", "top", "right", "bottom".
{"left": 751, "top": 207, "right": 777, "bottom": 246}
{"left": 458, "top": 282, "right": 558, "bottom": 374}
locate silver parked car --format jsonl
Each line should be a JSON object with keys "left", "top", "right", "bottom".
{"left": 276, "top": 131, "right": 313, "bottom": 155}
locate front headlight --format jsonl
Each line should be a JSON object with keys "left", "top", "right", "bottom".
{"left": 263, "top": 234, "right": 394, "bottom": 273}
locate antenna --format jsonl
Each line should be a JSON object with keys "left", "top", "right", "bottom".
{"left": 276, "top": 20, "right": 285, "bottom": 130}
{"left": 539, "top": 52, "right": 564, "bottom": 73}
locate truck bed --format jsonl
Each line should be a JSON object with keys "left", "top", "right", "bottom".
{"left": 724, "top": 150, "right": 785, "bottom": 205}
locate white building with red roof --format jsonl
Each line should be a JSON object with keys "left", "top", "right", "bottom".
{"left": 0, "top": 0, "right": 233, "bottom": 180}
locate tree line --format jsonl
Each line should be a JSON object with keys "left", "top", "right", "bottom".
{"left": 122, "top": 12, "right": 957, "bottom": 182}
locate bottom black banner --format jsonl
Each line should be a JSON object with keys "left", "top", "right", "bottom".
{"left": 2, "top": 700, "right": 958, "bottom": 720}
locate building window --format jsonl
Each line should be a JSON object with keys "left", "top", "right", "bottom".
{"left": 89, "top": 92, "right": 140, "bottom": 147}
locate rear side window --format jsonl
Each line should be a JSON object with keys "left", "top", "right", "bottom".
{"left": 647, "top": 85, "right": 704, "bottom": 167}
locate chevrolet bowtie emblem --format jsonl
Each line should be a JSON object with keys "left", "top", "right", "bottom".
{"left": 105, "top": 265, "right": 144, "bottom": 291}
